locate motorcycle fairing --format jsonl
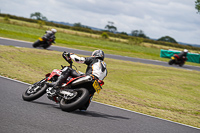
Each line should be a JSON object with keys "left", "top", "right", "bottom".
{"left": 39, "top": 37, "right": 43, "bottom": 41}
{"left": 174, "top": 54, "right": 180, "bottom": 59}
{"left": 46, "top": 69, "right": 61, "bottom": 81}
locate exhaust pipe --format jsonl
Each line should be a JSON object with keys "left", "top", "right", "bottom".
{"left": 70, "top": 76, "right": 92, "bottom": 86}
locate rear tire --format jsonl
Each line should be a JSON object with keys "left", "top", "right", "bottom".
{"left": 43, "top": 44, "right": 50, "bottom": 49}
{"left": 60, "top": 88, "right": 89, "bottom": 112}
{"left": 22, "top": 80, "right": 47, "bottom": 101}
{"left": 32, "top": 40, "right": 41, "bottom": 48}
{"left": 179, "top": 62, "right": 184, "bottom": 67}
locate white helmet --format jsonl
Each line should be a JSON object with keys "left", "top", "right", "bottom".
{"left": 92, "top": 50, "right": 105, "bottom": 60}
{"left": 51, "top": 29, "right": 57, "bottom": 33}
{"left": 183, "top": 49, "right": 188, "bottom": 53}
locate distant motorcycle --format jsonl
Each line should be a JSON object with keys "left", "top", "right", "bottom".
{"left": 168, "top": 54, "right": 187, "bottom": 67}
{"left": 22, "top": 52, "right": 104, "bottom": 112}
{"left": 32, "top": 36, "right": 55, "bottom": 49}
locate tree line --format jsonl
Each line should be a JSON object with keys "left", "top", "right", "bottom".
{"left": 0, "top": 12, "right": 199, "bottom": 51}
{"left": 195, "top": 0, "right": 200, "bottom": 13}
{"left": 30, "top": 12, "right": 178, "bottom": 44}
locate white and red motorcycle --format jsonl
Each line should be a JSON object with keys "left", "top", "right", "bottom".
{"left": 22, "top": 52, "right": 104, "bottom": 112}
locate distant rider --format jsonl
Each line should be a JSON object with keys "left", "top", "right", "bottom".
{"left": 177, "top": 49, "right": 188, "bottom": 62}
{"left": 46, "top": 50, "right": 108, "bottom": 110}
{"left": 43, "top": 28, "right": 57, "bottom": 44}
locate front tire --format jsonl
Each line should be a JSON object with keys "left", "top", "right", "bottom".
{"left": 60, "top": 88, "right": 89, "bottom": 112}
{"left": 168, "top": 59, "right": 175, "bottom": 65}
{"left": 22, "top": 79, "right": 47, "bottom": 101}
{"left": 32, "top": 40, "right": 41, "bottom": 48}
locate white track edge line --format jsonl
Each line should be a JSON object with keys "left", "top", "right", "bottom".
{"left": 0, "top": 75, "right": 199, "bottom": 130}
{"left": 93, "top": 101, "right": 200, "bottom": 130}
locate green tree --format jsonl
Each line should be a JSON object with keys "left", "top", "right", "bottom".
{"left": 73, "top": 22, "right": 82, "bottom": 27}
{"left": 120, "top": 32, "right": 128, "bottom": 35}
{"left": 131, "top": 30, "right": 149, "bottom": 39}
{"left": 195, "top": 0, "right": 200, "bottom": 14}
{"left": 105, "top": 21, "right": 117, "bottom": 33}
{"left": 157, "top": 36, "right": 178, "bottom": 43}
{"left": 30, "top": 12, "right": 48, "bottom": 21}
{"left": 73, "top": 22, "right": 91, "bottom": 29}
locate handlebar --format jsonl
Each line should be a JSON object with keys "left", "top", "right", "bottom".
{"left": 62, "top": 51, "right": 73, "bottom": 68}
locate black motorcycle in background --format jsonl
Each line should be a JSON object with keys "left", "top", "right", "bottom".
{"left": 32, "top": 29, "right": 56, "bottom": 49}
{"left": 32, "top": 35, "right": 55, "bottom": 49}
{"left": 168, "top": 54, "right": 187, "bottom": 67}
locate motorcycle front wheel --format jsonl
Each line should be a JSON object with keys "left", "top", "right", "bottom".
{"left": 60, "top": 88, "right": 89, "bottom": 112}
{"left": 168, "top": 59, "right": 175, "bottom": 65}
{"left": 22, "top": 79, "right": 47, "bottom": 101}
{"left": 32, "top": 40, "right": 41, "bottom": 48}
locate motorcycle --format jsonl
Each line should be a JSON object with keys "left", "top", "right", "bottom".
{"left": 32, "top": 36, "right": 55, "bottom": 49}
{"left": 22, "top": 52, "right": 104, "bottom": 112}
{"left": 168, "top": 54, "right": 187, "bottom": 67}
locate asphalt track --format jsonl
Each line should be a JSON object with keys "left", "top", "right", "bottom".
{"left": 0, "top": 37, "right": 200, "bottom": 132}
{"left": 0, "top": 37, "right": 200, "bottom": 71}
{"left": 0, "top": 76, "right": 199, "bottom": 133}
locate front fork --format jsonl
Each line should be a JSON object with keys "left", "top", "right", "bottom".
{"left": 27, "top": 78, "right": 46, "bottom": 94}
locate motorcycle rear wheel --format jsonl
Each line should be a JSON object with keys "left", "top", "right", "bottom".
{"left": 60, "top": 88, "right": 89, "bottom": 112}
{"left": 179, "top": 63, "right": 184, "bottom": 67}
{"left": 22, "top": 79, "right": 47, "bottom": 101}
{"left": 43, "top": 44, "right": 50, "bottom": 49}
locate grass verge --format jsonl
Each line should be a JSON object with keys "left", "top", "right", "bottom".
{"left": 0, "top": 18, "right": 200, "bottom": 67}
{"left": 0, "top": 45, "right": 200, "bottom": 128}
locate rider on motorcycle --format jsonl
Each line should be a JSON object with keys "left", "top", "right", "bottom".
{"left": 43, "top": 29, "right": 57, "bottom": 43}
{"left": 177, "top": 49, "right": 188, "bottom": 61}
{"left": 46, "top": 50, "right": 107, "bottom": 110}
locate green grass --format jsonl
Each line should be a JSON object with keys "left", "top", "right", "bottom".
{"left": 0, "top": 22, "right": 159, "bottom": 57}
{"left": 0, "top": 45, "right": 200, "bottom": 128}
{"left": 0, "top": 19, "right": 199, "bottom": 67}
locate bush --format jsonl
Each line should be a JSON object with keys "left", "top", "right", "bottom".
{"left": 129, "top": 37, "right": 143, "bottom": 45}
{"left": 3, "top": 16, "right": 10, "bottom": 22}
{"left": 101, "top": 32, "right": 109, "bottom": 39}
{"left": 37, "top": 20, "right": 45, "bottom": 28}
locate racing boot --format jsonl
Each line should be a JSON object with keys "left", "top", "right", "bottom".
{"left": 46, "top": 69, "right": 70, "bottom": 88}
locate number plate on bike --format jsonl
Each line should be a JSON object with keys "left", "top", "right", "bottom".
{"left": 93, "top": 80, "right": 101, "bottom": 94}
